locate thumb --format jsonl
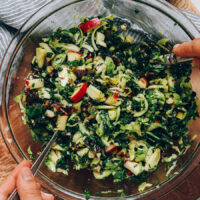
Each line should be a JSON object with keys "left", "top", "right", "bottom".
{"left": 173, "top": 38, "right": 200, "bottom": 57}
{"left": 16, "top": 167, "right": 42, "bottom": 200}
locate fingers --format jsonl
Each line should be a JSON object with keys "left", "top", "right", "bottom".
{"left": 41, "top": 191, "right": 55, "bottom": 200}
{"left": 0, "top": 161, "right": 54, "bottom": 200}
{"left": 37, "top": 183, "right": 54, "bottom": 200}
{"left": 36, "top": 183, "right": 54, "bottom": 200}
{"left": 16, "top": 167, "right": 42, "bottom": 200}
{"left": 0, "top": 160, "right": 31, "bottom": 200}
{"left": 36, "top": 183, "right": 41, "bottom": 190}
{"left": 173, "top": 38, "right": 200, "bottom": 57}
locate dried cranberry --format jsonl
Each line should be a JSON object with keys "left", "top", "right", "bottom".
{"left": 73, "top": 69, "right": 86, "bottom": 78}
{"left": 63, "top": 105, "right": 77, "bottom": 115}
{"left": 25, "top": 89, "right": 38, "bottom": 105}
{"left": 112, "top": 56, "right": 121, "bottom": 65}
{"left": 31, "top": 69, "right": 40, "bottom": 78}
{"left": 145, "top": 72, "right": 156, "bottom": 81}
{"left": 52, "top": 102, "right": 63, "bottom": 111}
{"left": 87, "top": 52, "right": 94, "bottom": 59}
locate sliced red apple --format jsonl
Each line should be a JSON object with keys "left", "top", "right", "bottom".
{"left": 124, "top": 161, "right": 142, "bottom": 176}
{"left": 64, "top": 133, "right": 71, "bottom": 137}
{"left": 138, "top": 77, "right": 148, "bottom": 89}
{"left": 71, "top": 82, "right": 87, "bottom": 103}
{"left": 105, "top": 144, "right": 118, "bottom": 153}
{"left": 25, "top": 79, "right": 44, "bottom": 90}
{"left": 105, "top": 95, "right": 122, "bottom": 106}
{"left": 45, "top": 110, "right": 55, "bottom": 118}
{"left": 112, "top": 89, "right": 120, "bottom": 99}
{"left": 79, "top": 18, "right": 101, "bottom": 33}
{"left": 68, "top": 51, "right": 82, "bottom": 62}
{"left": 86, "top": 85, "right": 105, "bottom": 100}
{"left": 124, "top": 161, "right": 137, "bottom": 169}
{"left": 56, "top": 114, "right": 68, "bottom": 131}
{"left": 52, "top": 103, "right": 63, "bottom": 112}
{"left": 117, "top": 148, "right": 126, "bottom": 157}
{"left": 113, "top": 93, "right": 118, "bottom": 99}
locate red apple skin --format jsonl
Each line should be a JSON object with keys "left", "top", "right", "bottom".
{"left": 46, "top": 54, "right": 55, "bottom": 64}
{"left": 47, "top": 115, "right": 55, "bottom": 118}
{"left": 105, "top": 145, "right": 118, "bottom": 153}
{"left": 139, "top": 77, "right": 148, "bottom": 88}
{"left": 64, "top": 133, "right": 71, "bottom": 137}
{"left": 123, "top": 161, "right": 138, "bottom": 168}
{"left": 117, "top": 149, "right": 126, "bottom": 157}
{"left": 79, "top": 18, "right": 101, "bottom": 33}
{"left": 127, "top": 171, "right": 132, "bottom": 176}
{"left": 68, "top": 51, "right": 82, "bottom": 56}
{"left": 46, "top": 110, "right": 55, "bottom": 118}
{"left": 25, "top": 80, "right": 29, "bottom": 86}
{"left": 71, "top": 82, "right": 87, "bottom": 103}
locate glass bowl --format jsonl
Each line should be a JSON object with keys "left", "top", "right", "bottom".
{"left": 1, "top": 0, "right": 200, "bottom": 199}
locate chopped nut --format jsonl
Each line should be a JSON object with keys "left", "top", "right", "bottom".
{"left": 88, "top": 151, "right": 95, "bottom": 159}
{"left": 126, "top": 36, "right": 133, "bottom": 43}
{"left": 109, "top": 46, "right": 115, "bottom": 51}
{"left": 84, "top": 114, "right": 94, "bottom": 123}
{"left": 96, "top": 152, "right": 101, "bottom": 159}
{"left": 112, "top": 25, "right": 117, "bottom": 32}
{"left": 121, "top": 24, "right": 127, "bottom": 31}
{"left": 166, "top": 98, "right": 174, "bottom": 104}
{"left": 176, "top": 112, "right": 184, "bottom": 119}
{"left": 93, "top": 166, "right": 101, "bottom": 173}
{"left": 42, "top": 132, "right": 48, "bottom": 137}
{"left": 46, "top": 66, "right": 54, "bottom": 73}
{"left": 52, "top": 142, "right": 57, "bottom": 147}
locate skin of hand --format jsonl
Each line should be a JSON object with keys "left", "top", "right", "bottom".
{"left": 173, "top": 38, "right": 200, "bottom": 68}
{"left": 0, "top": 160, "right": 54, "bottom": 200}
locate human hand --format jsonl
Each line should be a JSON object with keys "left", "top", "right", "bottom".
{"left": 0, "top": 160, "right": 54, "bottom": 200}
{"left": 173, "top": 38, "right": 200, "bottom": 68}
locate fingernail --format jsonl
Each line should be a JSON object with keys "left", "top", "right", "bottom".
{"left": 173, "top": 44, "right": 180, "bottom": 49}
{"left": 36, "top": 183, "right": 41, "bottom": 190}
{"left": 41, "top": 191, "right": 54, "bottom": 199}
{"left": 21, "top": 167, "right": 34, "bottom": 181}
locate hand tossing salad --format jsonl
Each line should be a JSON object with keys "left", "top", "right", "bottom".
{"left": 16, "top": 16, "right": 198, "bottom": 190}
